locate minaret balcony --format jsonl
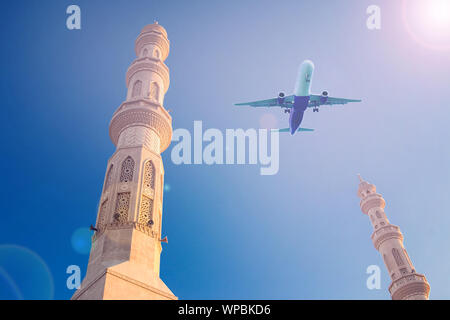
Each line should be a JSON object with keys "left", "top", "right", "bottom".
{"left": 389, "top": 273, "right": 430, "bottom": 300}
{"left": 126, "top": 59, "right": 170, "bottom": 91}
{"left": 360, "top": 193, "right": 386, "bottom": 214}
{"left": 371, "top": 224, "right": 403, "bottom": 250}
{"left": 92, "top": 221, "right": 159, "bottom": 243}
{"left": 109, "top": 106, "right": 173, "bottom": 153}
{"left": 127, "top": 56, "right": 169, "bottom": 77}
{"left": 113, "top": 98, "right": 171, "bottom": 120}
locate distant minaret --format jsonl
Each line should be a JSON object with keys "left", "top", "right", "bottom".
{"left": 72, "top": 23, "right": 176, "bottom": 300}
{"left": 357, "top": 176, "right": 430, "bottom": 300}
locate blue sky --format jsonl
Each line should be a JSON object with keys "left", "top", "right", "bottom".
{"left": 0, "top": 0, "right": 449, "bottom": 299}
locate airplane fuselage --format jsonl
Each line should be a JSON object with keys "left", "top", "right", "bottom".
{"left": 234, "top": 59, "right": 361, "bottom": 134}
{"left": 289, "top": 60, "right": 314, "bottom": 134}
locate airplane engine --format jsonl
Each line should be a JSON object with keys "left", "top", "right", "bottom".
{"left": 320, "top": 90, "right": 328, "bottom": 103}
{"left": 277, "top": 92, "right": 285, "bottom": 105}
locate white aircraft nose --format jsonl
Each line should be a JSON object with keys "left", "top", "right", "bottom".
{"left": 294, "top": 60, "right": 315, "bottom": 96}
{"left": 302, "top": 60, "right": 314, "bottom": 68}
{"left": 301, "top": 60, "right": 314, "bottom": 73}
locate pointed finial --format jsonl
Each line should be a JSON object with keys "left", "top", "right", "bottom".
{"left": 358, "top": 174, "right": 364, "bottom": 183}
{"left": 154, "top": 20, "right": 158, "bottom": 24}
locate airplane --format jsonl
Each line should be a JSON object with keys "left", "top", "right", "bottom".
{"left": 235, "top": 60, "right": 362, "bottom": 135}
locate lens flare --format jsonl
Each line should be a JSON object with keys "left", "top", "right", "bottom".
{"left": 403, "top": 0, "right": 450, "bottom": 51}
{"left": 259, "top": 113, "right": 278, "bottom": 130}
{"left": 71, "top": 227, "right": 92, "bottom": 255}
{"left": 0, "top": 245, "right": 54, "bottom": 300}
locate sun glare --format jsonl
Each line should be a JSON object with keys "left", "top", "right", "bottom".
{"left": 403, "top": 0, "right": 450, "bottom": 51}
{"left": 426, "top": 0, "right": 450, "bottom": 28}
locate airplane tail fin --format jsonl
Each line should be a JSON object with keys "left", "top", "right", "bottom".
{"left": 272, "top": 127, "right": 314, "bottom": 133}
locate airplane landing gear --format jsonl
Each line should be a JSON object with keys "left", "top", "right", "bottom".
{"left": 284, "top": 109, "right": 291, "bottom": 113}
{"left": 313, "top": 107, "right": 319, "bottom": 112}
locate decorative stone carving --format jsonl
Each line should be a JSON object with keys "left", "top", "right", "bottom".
{"left": 98, "top": 200, "right": 108, "bottom": 229}
{"left": 114, "top": 192, "right": 130, "bottom": 222}
{"left": 93, "top": 221, "right": 159, "bottom": 240}
{"left": 119, "top": 184, "right": 129, "bottom": 191}
{"left": 109, "top": 108, "right": 172, "bottom": 152}
{"left": 120, "top": 156, "right": 134, "bottom": 182}
{"left": 117, "top": 126, "right": 161, "bottom": 153}
{"left": 139, "top": 195, "right": 154, "bottom": 226}
{"left": 389, "top": 274, "right": 430, "bottom": 300}
{"left": 143, "top": 161, "right": 155, "bottom": 189}
{"left": 143, "top": 189, "right": 155, "bottom": 199}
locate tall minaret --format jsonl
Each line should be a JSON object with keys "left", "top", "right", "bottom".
{"left": 72, "top": 23, "right": 176, "bottom": 300}
{"left": 357, "top": 176, "right": 430, "bottom": 300}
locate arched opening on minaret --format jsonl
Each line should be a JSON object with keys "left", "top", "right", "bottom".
{"left": 120, "top": 156, "right": 135, "bottom": 182}
{"left": 153, "top": 48, "right": 161, "bottom": 59}
{"left": 139, "top": 195, "right": 154, "bottom": 227}
{"left": 143, "top": 48, "right": 148, "bottom": 57}
{"left": 114, "top": 192, "right": 131, "bottom": 222}
{"left": 149, "top": 81, "right": 160, "bottom": 102}
{"left": 143, "top": 160, "right": 155, "bottom": 189}
{"left": 392, "top": 248, "right": 405, "bottom": 267}
{"left": 132, "top": 80, "right": 142, "bottom": 98}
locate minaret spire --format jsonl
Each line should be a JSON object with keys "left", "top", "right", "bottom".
{"left": 357, "top": 177, "right": 430, "bottom": 300}
{"left": 72, "top": 23, "right": 176, "bottom": 300}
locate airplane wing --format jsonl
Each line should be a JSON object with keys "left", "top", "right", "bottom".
{"left": 235, "top": 95, "right": 294, "bottom": 108}
{"left": 274, "top": 127, "right": 314, "bottom": 132}
{"left": 308, "top": 94, "right": 361, "bottom": 107}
